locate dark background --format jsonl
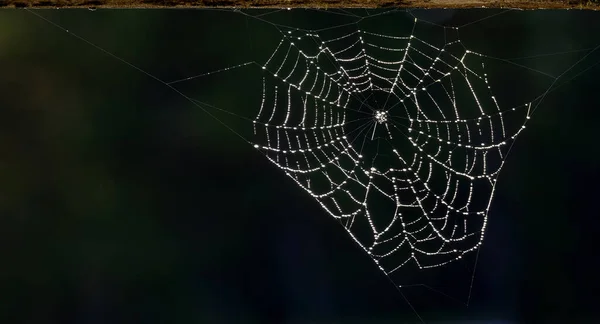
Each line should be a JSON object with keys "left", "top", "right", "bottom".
{"left": 0, "top": 8, "right": 599, "bottom": 324}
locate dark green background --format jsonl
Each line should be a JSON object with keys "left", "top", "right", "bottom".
{"left": 0, "top": 8, "right": 599, "bottom": 324}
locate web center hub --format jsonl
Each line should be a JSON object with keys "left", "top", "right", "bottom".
{"left": 374, "top": 110, "right": 388, "bottom": 124}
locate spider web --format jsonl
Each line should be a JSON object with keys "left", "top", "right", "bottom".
{"left": 251, "top": 16, "right": 529, "bottom": 275}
